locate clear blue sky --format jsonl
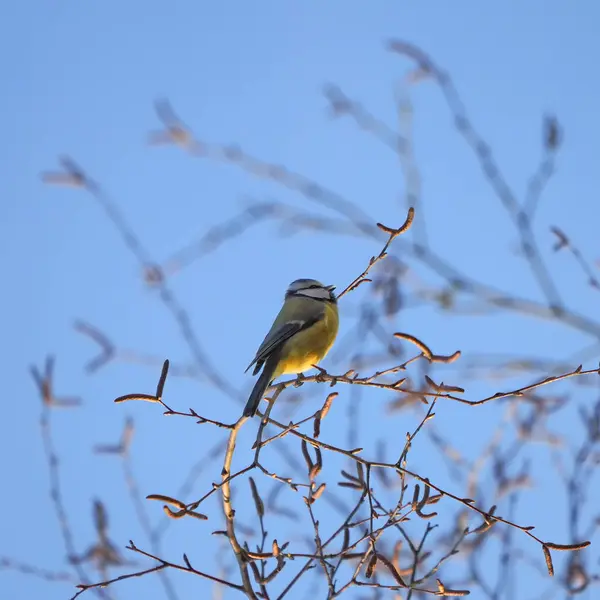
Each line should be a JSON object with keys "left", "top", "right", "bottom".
{"left": 2, "top": 2, "right": 599, "bottom": 599}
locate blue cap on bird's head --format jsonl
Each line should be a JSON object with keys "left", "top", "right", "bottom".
{"left": 286, "top": 279, "right": 337, "bottom": 301}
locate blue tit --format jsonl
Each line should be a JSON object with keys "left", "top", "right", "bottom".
{"left": 243, "top": 279, "right": 339, "bottom": 417}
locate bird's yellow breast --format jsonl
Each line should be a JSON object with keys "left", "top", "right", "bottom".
{"left": 275, "top": 301, "right": 339, "bottom": 377}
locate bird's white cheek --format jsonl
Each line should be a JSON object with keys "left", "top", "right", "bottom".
{"left": 296, "top": 289, "right": 331, "bottom": 300}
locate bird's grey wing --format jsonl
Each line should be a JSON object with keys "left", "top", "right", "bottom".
{"left": 245, "top": 318, "right": 317, "bottom": 374}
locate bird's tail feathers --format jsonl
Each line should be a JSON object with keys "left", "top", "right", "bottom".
{"left": 243, "top": 355, "right": 279, "bottom": 417}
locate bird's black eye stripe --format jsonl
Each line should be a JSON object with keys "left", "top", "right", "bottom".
{"left": 294, "top": 284, "right": 322, "bottom": 292}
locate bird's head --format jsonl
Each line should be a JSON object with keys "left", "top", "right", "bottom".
{"left": 286, "top": 279, "right": 337, "bottom": 303}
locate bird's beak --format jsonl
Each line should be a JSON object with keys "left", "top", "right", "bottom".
{"left": 326, "top": 285, "right": 336, "bottom": 292}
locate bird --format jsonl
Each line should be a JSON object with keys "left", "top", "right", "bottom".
{"left": 243, "top": 279, "right": 339, "bottom": 417}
